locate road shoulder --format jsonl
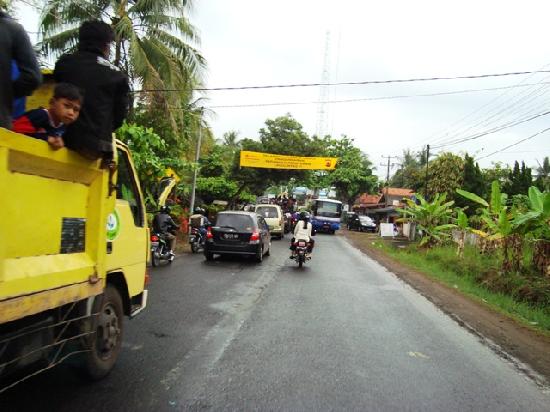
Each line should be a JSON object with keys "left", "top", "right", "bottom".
{"left": 341, "top": 229, "right": 550, "bottom": 387}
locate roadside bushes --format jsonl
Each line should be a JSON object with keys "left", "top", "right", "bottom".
{"left": 398, "top": 181, "right": 550, "bottom": 276}
{"left": 457, "top": 183, "right": 550, "bottom": 276}
{"left": 401, "top": 244, "right": 550, "bottom": 308}
{"left": 478, "top": 269, "right": 550, "bottom": 307}
{"left": 393, "top": 181, "right": 550, "bottom": 313}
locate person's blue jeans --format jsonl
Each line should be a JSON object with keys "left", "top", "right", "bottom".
{"left": 199, "top": 226, "right": 207, "bottom": 243}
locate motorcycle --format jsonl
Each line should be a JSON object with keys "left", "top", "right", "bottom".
{"left": 290, "top": 239, "right": 311, "bottom": 268}
{"left": 150, "top": 232, "right": 174, "bottom": 266}
{"left": 188, "top": 227, "right": 205, "bottom": 253}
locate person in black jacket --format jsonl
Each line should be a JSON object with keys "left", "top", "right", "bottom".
{"left": 54, "top": 20, "right": 129, "bottom": 161}
{"left": 153, "top": 206, "right": 179, "bottom": 254}
{"left": 0, "top": 10, "right": 42, "bottom": 128}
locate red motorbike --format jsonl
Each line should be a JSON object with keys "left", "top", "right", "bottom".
{"left": 290, "top": 239, "right": 312, "bottom": 268}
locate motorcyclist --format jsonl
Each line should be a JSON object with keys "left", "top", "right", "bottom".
{"left": 189, "top": 207, "right": 211, "bottom": 242}
{"left": 152, "top": 205, "right": 179, "bottom": 255}
{"left": 290, "top": 211, "right": 315, "bottom": 256}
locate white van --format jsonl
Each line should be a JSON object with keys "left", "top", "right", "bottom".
{"left": 254, "top": 204, "right": 284, "bottom": 239}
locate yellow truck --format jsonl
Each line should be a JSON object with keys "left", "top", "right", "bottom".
{"left": 0, "top": 125, "right": 149, "bottom": 390}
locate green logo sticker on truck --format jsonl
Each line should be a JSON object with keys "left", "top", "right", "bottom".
{"left": 106, "top": 210, "right": 121, "bottom": 241}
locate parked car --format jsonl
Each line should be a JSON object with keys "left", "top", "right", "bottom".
{"left": 253, "top": 204, "right": 284, "bottom": 239}
{"left": 347, "top": 214, "right": 377, "bottom": 232}
{"left": 204, "top": 211, "right": 271, "bottom": 262}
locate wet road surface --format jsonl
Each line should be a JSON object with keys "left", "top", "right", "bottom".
{"left": 1, "top": 234, "right": 548, "bottom": 411}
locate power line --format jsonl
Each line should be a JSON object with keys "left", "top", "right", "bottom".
{"left": 134, "top": 70, "right": 550, "bottom": 93}
{"left": 167, "top": 82, "right": 550, "bottom": 110}
{"left": 16, "top": 0, "right": 38, "bottom": 9}
{"left": 416, "top": 61, "right": 550, "bottom": 149}
{"left": 429, "top": 77, "right": 550, "bottom": 148}
{"left": 475, "top": 126, "right": 550, "bottom": 161}
{"left": 431, "top": 109, "right": 550, "bottom": 149}
{"left": 421, "top": 64, "right": 549, "bottom": 144}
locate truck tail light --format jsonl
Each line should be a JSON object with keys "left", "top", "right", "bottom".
{"left": 249, "top": 230, "right": 260, "bottom": 244}
{"left": 206, "top": 226, "right": 213, "bottom": 239}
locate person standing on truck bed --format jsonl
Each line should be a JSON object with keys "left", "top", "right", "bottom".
{"left": 54, "top": 20, "right": 129, "bottom": 161}
{"left": 0, "top": 9, "right": 42, "bottom": 129}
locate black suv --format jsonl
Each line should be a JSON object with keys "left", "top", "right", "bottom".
{"left": 204, "top": 211, "right": 271, "bottom": 262}
{"left": 347, "top": 213, "right": 377, "bottom": 232}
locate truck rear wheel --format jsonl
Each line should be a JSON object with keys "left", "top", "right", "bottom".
{"left": 83, "top": 285, "right": 124, "bottom": 380}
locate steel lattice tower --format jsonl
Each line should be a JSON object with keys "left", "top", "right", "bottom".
{"left": 316, "top": 31, "right": 331, "bottom": 138}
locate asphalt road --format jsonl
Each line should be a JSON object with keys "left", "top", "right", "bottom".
{"left": 1, "top": 234, "right": 549, "bottom": 411}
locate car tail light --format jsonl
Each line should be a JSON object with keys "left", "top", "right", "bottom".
{"left": 249, "top": 230, "right": 260, "bottom": 244}
{"left": 206, "top": 226, "right": 213, "bottom": 239}
{"left": 151, "top": 234, "right": 159, "bottom": 242}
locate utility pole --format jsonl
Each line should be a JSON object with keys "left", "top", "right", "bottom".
{"left": 189, "top": 108, "right": 203, "bottom": 217}
{"left": 380, "top": 155, "right": 398, "bottom": 208}
{"left": 424, "top": 144, "right": 430, "bottom": 199}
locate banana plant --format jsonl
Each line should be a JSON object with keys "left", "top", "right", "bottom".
{"left": 513, "top": 186, "right": 550, "bottom": 275}
{"left": 513, "top": 186, "right": 550, "bottom": 235}
{"left": 456, "top": 181, "right": 512, "bottom": 240}
{"left": 396, "top": 193, "right": 456, "bottom": 247}
{"left": 457, "top": 181, "right": 519, "bottom": 271}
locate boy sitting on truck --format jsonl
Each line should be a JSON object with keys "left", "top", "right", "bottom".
{"left": 12, "top": 82, "right": 82, "bottom": 150}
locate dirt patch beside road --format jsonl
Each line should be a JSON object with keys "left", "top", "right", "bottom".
{"left": 341, "top": 229, "right": 550, "bottom": 387}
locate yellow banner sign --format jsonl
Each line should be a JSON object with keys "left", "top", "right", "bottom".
{"left": 240, "top": 151, "right": 337, "bottom": 170}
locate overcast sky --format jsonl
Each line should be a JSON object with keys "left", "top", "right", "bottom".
{"left": 15, "top": 0, "right": 550, "bottom": 178}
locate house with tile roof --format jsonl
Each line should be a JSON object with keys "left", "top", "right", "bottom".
{"left": 353, "top": 187, "right": 415, "bottom": 224}
{"left": 379, "top": 187, "right": 414, "bottom": 208}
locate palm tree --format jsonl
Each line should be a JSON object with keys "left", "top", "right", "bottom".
{"left": 0, "top": 0, "right": 11, "bottom": 11}
{"left": 221, "top": 131, "right": 241, "bottom": 148}
{"left": 39, "top": 0, "right": 205, "bottom": 110}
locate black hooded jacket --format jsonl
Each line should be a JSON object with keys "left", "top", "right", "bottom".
{"left": 0, "top": 11, "right": 42, "bottom": 128}
{"left": 54, "top": 47, "right": 129, "bottom": 159}
{"left": 153, "top": 212, "right": 179, "bottom": 235}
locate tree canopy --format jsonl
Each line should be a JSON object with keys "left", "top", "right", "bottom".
{"left": 390, "top": 149, "right": 426, "bottom": 192}
{"left": 536, "top": 156, "right": 550, "bottom": 191}
{"left": 40, "top": 0, "right": 206, "bottom": 116}
{"left": 427, "top": 152, "right": 464, "bottom": 201}
{"left": 316, "top": 136, "right": 377, "bottom": 207}
{"left": 455, "top": 154, "right": 485, "bottom": 215}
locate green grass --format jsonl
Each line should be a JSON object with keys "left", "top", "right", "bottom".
{"left": 373, "top": 241, "right": 550, "bottom": 333}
